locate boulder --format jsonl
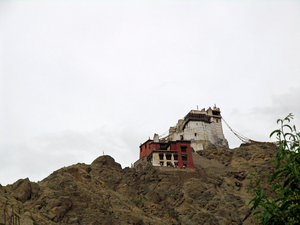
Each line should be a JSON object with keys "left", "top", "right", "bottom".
{"left": 91, "top": 155, "right": 122, "bottom": 170}
{"left": 11, "top": 178, "right": 31, "bottom": 203}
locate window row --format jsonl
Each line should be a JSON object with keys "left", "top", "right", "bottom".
{"left": 159, "top": 153, "right": 187, "bottom": 161}
{"left": 160, "top": 161, "right": 187, "bottom": 167}
{"left": 141, "top": 144, "right": 188, "bottom": 152}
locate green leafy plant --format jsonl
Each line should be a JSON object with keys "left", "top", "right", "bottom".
{"left": 249, "top": 113, "right": 300, "bottom": 224}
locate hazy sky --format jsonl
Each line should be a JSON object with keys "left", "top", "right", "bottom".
{"left": 1, "top": 1, "right": 300, "bottom": 185}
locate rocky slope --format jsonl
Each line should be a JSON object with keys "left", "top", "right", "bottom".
{"left": 0, "top": 142, "right": 277, "bottom": 225}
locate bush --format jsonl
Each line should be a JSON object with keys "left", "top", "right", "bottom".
{"left": 249, "top": 113, "right": 300, "bottom": 224}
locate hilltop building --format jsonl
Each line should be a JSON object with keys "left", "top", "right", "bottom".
{"left": 134, "top": 106, "right": 228, "bottom": 168}
{"left": 168, "top": 106, "right": 228, "bottom": 151}
{"left": 137, "top": 139, "right": 194, "bottom": 168}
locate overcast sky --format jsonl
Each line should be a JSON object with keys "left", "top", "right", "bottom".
{"left": 1, "top": 1, "right": 300, "bottom": 185}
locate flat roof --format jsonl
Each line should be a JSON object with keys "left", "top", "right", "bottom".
{"left": 140, "top": 139, "right": 191, "bottom": 147}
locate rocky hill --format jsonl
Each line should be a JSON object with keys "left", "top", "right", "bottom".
{"left": 0, "top": 142, "right": 277, "bottom": 225}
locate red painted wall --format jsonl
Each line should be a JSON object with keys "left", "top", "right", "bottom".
{"left": 140, "top": 140, "right": 160, "bottom": 159}
{"left": 139, "top": 140, "right": 194, "bottom": 168}
{"left": 175, "top": 142, "right": 194, "bottom": 168}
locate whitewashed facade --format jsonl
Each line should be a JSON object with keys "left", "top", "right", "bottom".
{"left": 167, "top": 107, "right": 228, "bottom": 151}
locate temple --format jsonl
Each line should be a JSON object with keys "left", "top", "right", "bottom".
{"left": 134, "top": 106, "right": 228, "bottom": 168}
{"left": 168, "top": 106, "right": 228, "bottom": 151}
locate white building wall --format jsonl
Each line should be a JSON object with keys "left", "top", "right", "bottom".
{"left": 191, "top": 141, "right": 204, "bottom": 150}
{"left": 184, "top": 121, "right": 207, "bottom": 141}
{"left": 168, "top": 116, "right": 228, "bottom": 149}
{"left": 152, "top": 153, "right": 161, "bottom": 166}
{"left": 169, "top": 131, "right": 183, "bottom": 141}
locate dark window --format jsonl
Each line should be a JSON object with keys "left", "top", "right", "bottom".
{"left": 140, "top": 147, "right": 142, "bottom": 152}
{"left": 183, "top": 162, "right": 187, "bottom": 167}
{"left": 181, "top": 146, "right": 187, "bottom": 152}
{"left": 174, "top": 162, "right": 178, "bottom": 167}
{"left": 194, "top": 133, "right": 197, "bottom": 137}
{"left": 160, "top": 161, "right": 164, "bottom": 166}
{"left": 180, "top": 135, "right": 184, "bottom": 140}
{"left": 159, "top": 154, "right": 164, "bottom": 160}
{"left": 174, "top": 154, "right": 178, "bottom": 160}
{"left": 212, "top": 111, "right": 220, "bottom": 116}
{"left": 182, "top": 155, "right": 187, "bottom": 161}
{"left": 166, "top": 154, "right": 171, "bottom": 160}
{"left": 159, "top": 143, "right": 169, "bottom": 150}
{"left": 167, "top": 162, "right": 171, "bottom": 166}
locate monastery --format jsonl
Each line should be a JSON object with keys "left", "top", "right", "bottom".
{"left": 134, "top": 106, "right": 228, "bottom": 168}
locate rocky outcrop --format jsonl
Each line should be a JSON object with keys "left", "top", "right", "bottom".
{"left": 10, "top": 178, "right": 32, "bottom": 203}
{"left": 0, "top": 143, "right": 277, "bottom": 225}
